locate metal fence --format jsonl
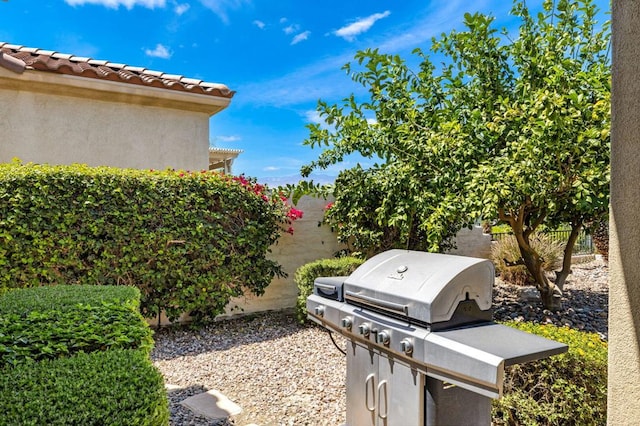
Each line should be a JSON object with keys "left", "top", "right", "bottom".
{"left": 491, "top": 229, "right": 594, "bottom": 255}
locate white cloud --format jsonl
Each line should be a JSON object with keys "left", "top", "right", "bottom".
{"left": 279, "top": 17, "right": 287, "bottom": 24}
{"left": 235, "top": 0, "right": 507, "bottom": 108}
{"left": 198, "top": 0, "right": 250, "bottom": 24}
{"left": 215, "top": 135, "right": 241, "bottom": 142}
{"left": 304, "top": 110, "right": 322, "bottom": 124}
{"left": 64, "top": 0, "right": 165, "bottom": 9}
{"left": 334, "top": 10, "right": 391, "bottom": 41}
{"left": 145, "top": 43, "right": 172, "bottom": 59}
{"left": 283, "top": 24, "right": 299, "bottom": 35}
{"left": 291, "top": 31, "right": 310, "bottom": 45}
{"left": 253, "top": 20, "right": 266, "bottom": 29}
{"left": 263, "top": 166, "right": 281, "bottom": 171}
{"left": 174, "top": 2, "right": 190, "bottom": 15}
{"left": 304, "top": 109, "right": 336, "bottom": 131}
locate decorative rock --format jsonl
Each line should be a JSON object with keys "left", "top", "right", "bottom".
{"left": 519, "top": 287, "right": 540, "bottom": 302}
{"left": 180, "top": 390, "right": 242, "bottom": 421}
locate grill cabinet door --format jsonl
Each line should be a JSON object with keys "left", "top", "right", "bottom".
{"left": 346, "top": 341, "right": 378, "bottom": 426}
{"left": 378, "top": 354, "right": 424, "bottom": 424}
{"left": 346, "top": 340, "right": 424, "bottom": 426}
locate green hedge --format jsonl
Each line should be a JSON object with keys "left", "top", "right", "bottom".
{"left": 0, "top": 349, "right": 168, "bottom": 426}
{"left": 0, "top": 285, "right": 153, "bottom": 366}
{"left": 0, "top": 284, "right": 140, "bottom": 314}
{"left": 0, "top": 162, "right": 295, "bottom": 323}
{"left": 492, "top": 322, "right": 607, "bottom": 425}
{"left": 0, "top": 285, "right": 168, "bottom": 425}
{"left": 294, "top": 256, "right": 364, "bottom": 322}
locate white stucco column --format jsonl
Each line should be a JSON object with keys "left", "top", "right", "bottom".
{"left": 609, "top": 1, "right": 640, "bottom": 422}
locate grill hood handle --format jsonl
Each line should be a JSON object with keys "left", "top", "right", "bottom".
{"left": 315, "top": 283, "right": 337, "bottom": 292}
{"left": 345, "top": 291, "right": 409, "bottom": 316}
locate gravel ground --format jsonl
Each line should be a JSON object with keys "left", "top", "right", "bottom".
{"left": 151, "top": 258, "right": 608, "bottom": 426}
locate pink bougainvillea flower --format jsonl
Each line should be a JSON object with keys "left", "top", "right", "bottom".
{"left": 233, "top": 175, "right": 249, "bottom": 186}
{"left": 325, "top": 202, "right": 334, "bottom": 210}
{"left": 287, "top": 208, "right": 304, "bottom": 220}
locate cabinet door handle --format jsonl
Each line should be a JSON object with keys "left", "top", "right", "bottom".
{"left": 377, "top": 380, "right": 388, "bottom": 419}
{"left": 365, "top": 373, "right": 376, "bottom": 412}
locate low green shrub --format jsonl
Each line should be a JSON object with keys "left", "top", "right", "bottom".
{"left": 492, "top": 322, "right": 607, "bottom": 426}
{"left": 294, "top": 256, "right": 364, "bottom": 322}
{"left": 0, "top": 286, "right": 154, "bottom": 367}
{"left": 0, "top": 348, "right": 169, "bottom": 426}
{"left": 0, "top": 162, "right": 298, "bottom": 323}
{"left": 0, "top": 304, "right": 154, "bottom": 366}
{"left": 0, "top": 284, "right": 140, "bottom": 314}
{"left": 492, "top": 233, "right": 564, "bottom": 286}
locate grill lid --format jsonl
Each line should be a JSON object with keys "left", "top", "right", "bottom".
{"left": 343, "top": 250, "right": 494, "bottom": 325}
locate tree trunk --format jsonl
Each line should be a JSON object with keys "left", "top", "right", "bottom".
{"left": 518, "top": 238, "right": 563, "bottom": 311}
{"left": 501, "top": 204, "right": 563, "bottom": 311}
{"left": 554, "top": 222, "right": 582, "bottom": 292}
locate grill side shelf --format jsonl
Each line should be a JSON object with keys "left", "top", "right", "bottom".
{"left": 431, "top": 323, "right": 569, "bottom": 366}
{"left": 345, "top": 291, "right": 409, "bottom": 316}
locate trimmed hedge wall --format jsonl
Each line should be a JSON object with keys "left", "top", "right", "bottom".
{"left": 0, "top": 349, "right": 168, "bottom": 426}
{"left": 0, "top": 284, "right": 140, "bottom": 314}
{"left": 294, "top": 256, "right": 364, "bottom": 322}
{"left": 0, "top": 162, "right": 296, "bottom": 323}
{"left": 0, "top": 285, "right": 168, "bottom": 425}
{"left": 0, "top": 285, "right": 154, "bottom": 367}
{"left": 493, "top": 322, "right": 607, "bottom": 425}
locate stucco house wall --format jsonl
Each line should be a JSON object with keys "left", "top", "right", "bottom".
{"left": 609, "top": 1, "right": 640, "bottom": 421}
{"left": 0, "top": 83, "right": 210, "bottom": 170}
{"left": 0, "top": 44, "right": 233, "bottom": 171}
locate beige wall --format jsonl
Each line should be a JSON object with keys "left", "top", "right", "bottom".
{"left": 0, "top": 67, "right": 229, "bottom": 171}
{"left": 223, "top": 196, "right": 344, "bottom": 317}
{"left": 609, "top": 1, "right": 640, "bottom": 422}
{"left": 0, "top": 89, "right": 210, "bottom": 171}
{"left": 447, "top": 225, "right": 493, "bottom": 259}
{"left": 225, "top": 202, "right": 493, "bottom": 317}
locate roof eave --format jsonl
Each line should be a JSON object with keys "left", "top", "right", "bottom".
{"left": 0, "top": 67, "right": 232, "bottom": 115}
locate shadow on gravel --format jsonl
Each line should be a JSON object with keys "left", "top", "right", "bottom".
{"left": 151, "top": 309, "right": 312, "bottom": 361}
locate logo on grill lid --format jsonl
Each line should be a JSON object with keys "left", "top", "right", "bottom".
{"left": 388, "top": 265, "right": 408, "bottom": 280}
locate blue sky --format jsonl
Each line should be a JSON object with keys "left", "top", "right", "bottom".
{"left": 1, "top": 0, "right": 610, "bottom": 183}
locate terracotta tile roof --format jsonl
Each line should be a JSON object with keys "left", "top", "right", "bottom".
{"left": 0, "top": 42, "right": 235, "bottom": 99}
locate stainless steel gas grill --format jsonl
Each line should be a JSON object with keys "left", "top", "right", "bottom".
{"left": 307, "top": 249, "right": 567, "bottom": 426}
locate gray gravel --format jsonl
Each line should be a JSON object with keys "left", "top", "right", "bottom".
{"left": 493, "top": 256, "right": 609, "bottom": 340}
{"left": 151, "top": 258, "right": 608, "bottom": 426}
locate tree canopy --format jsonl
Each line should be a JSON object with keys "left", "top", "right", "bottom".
{"left": 300, "top": 0, "right": 610, "bottom": 310}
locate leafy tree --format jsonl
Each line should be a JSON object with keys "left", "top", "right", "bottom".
{"left": 300, "top": 0, "right": 610, "bottom": 310}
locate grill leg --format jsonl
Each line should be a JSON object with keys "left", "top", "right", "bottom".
{"left": 425, "top": 377, "right": 491, "bottom": 426}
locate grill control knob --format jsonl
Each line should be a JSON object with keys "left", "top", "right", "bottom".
{"left": 340, "top": 317, "right": 353, "bottom": 330}
{"left": 314, "top": 306, "right": 325, "bottom": 317}
{"left": 377, "top": 330, "right": 390, "bottom": 346}
{"left": 358, "top": 323, "right": 370, "bottom": 337}
{"left": 400, "top": 338, "right": 414, "bottom": 355}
